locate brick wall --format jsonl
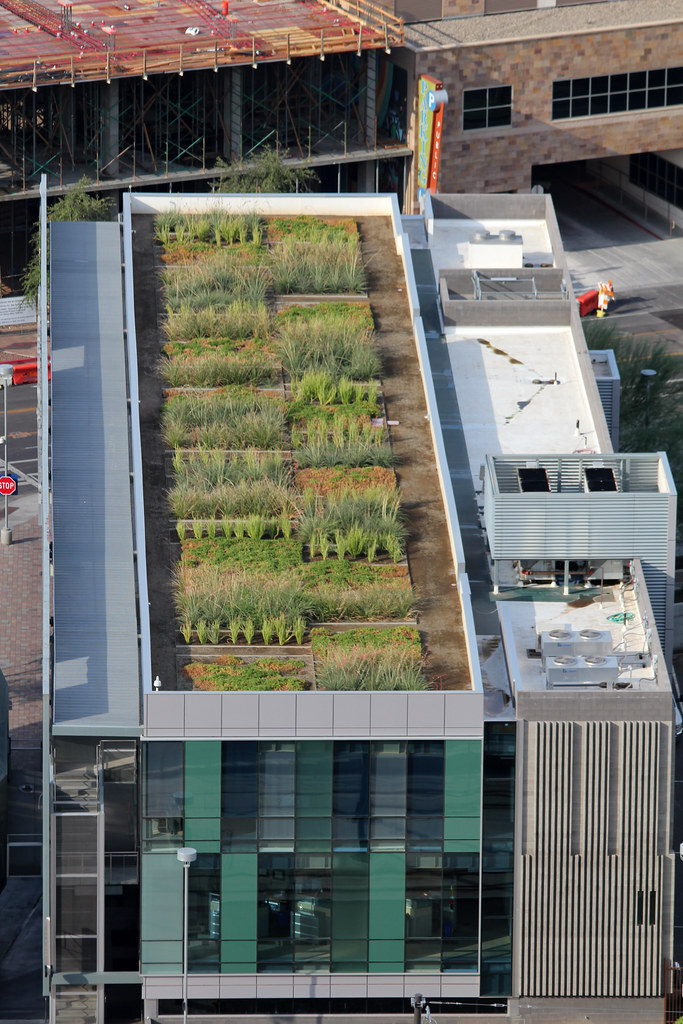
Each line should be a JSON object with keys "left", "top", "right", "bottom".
{"left": 411, "top": 22, "right": 683, "bottom": 197}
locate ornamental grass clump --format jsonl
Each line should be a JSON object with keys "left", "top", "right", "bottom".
{"left": 161, "top": 391, "right": 286, "bottom": 450}
{"left": 271, "top": 236, "right": 365, "bottom": 295}
{"left": 294, "top": 437, "right": 396, "bottom": 469}
{"left": 291, "top": 372, "right": 377, "bottom": 407}
{"left": 169, "top": 477, "right": 299, "bottom": 521}
{"left": 163, "top": 302, "right": 270, "bottom": 343}
{"left": 173, "top": 449, "right": 290, "bottom": 489}
{"left": 297, "top": 489, "right": 405, "bottom": 560}
{"left": 316, "top": 648, "right": 426, "bottom": 691}
{"left": 160, "top": 350, "right": 276, "bottom": 388}
{"left": 278, "top": 316, "right": 380, "bottom": 381}
{"left": 162, "top": 259, "right": 269, "bottom": 313}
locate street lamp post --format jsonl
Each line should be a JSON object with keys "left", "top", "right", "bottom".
{"left": 641, "top": 368, "right": 657, "bottom": 428}
{"left": 177, "top": 847, "right": 197, "bottom": 1024}
{"left": 0, "top": 364, "right": 14, "bottom": 546}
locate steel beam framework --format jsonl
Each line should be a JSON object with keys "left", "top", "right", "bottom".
{"left": 0, "top": 53, "right": 402, "bottom": 190}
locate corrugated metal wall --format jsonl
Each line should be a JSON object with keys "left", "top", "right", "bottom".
{"left": 519, "top": 718, "right": 673, "bottom": 998}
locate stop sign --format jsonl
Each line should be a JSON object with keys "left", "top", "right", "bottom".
{"left": 0, "top": 475, "right": 17, "bottom": 496}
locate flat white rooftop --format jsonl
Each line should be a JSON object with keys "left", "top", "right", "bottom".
{"left": 427, "top": 218, "right": 554, "bottom": 274}
{"left": 498, "top": 584, "right": 663, "bottom": 694}
{"left": 445, "top": 326, "right": 601, "bottom": 485}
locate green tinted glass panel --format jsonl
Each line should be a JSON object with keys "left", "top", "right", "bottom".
{"left": 444, "top": 838, "right": 480, "bottom": 853}
{"left": 444, "top": 817, "right": 480, "bottom": 842}
{"left": 221, "top": 939, "right": 257, "bottom": 970}
{"left": 369, "top": 853, "right": 405, "bottom": 940}
{"left": 331, "top": 938, "right": 367, "bottom": 970}
{"left": 141, "top": 853, "right": 182, "bottom": 946}
{"left": 296, "top": 741, "right": 333, "bottom": 816}
{"left": 221, "top": 853, "right": 257, "bottom": 941}
{"left": 444, "top": 741, "right": 481, "bottom": 818}
{"left": 141, "top": 940, "right": 182, "bottom": 965}
{"left": 297, "top": 818, "right": 331, "bottom": 841}
{"left": 185, "top": 742, "right": 221, "bottom": 819}
{"left": 331, "top": 853, "right": 368, "bottom": 940}
{"left": 185, "top": 818, "right": 221, "bottom": 844}
{"left": 368, "top": 939, "right": 403, "bottom": 963}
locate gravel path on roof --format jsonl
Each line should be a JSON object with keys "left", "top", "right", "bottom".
{"left": 405, "top": 0, "right": 683, "bottom": 49}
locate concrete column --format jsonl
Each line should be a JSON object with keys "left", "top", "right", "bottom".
{"left": 365, "top": 52, "right": 377, "bottom": 150}
{"left": 228, "top": 67, "right": 242, "bottom": 161}
{"left": 101, "top": 78, "right": 120, "bottom": 177}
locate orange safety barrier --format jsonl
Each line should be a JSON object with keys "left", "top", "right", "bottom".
{"left": 576, "top": 289, "right": 599, "bottom": 317}
{"left": 12, "top": 358, "right": 50, "bottom": 385}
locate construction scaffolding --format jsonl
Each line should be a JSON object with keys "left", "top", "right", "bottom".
{"left": 0, "top": 0, "right": 404, "bottom": 89}
{"left": 0, "top": 50, "right": 408, "bottom": 190}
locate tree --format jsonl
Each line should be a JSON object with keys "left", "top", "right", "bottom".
{"left": 213, "top": 148, "right": 319, "bottom": 194}
{"left": 22, "top": 176, "right": 112, "bottom": 302}
{"left": 584, "top": 320, "right": 683, "bottom": 511}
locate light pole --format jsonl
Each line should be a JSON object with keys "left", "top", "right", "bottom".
{"left": 641, "top": 368, "right": 657, "bottom": 428}
{"left": 177, "top": 847, "right": 197, "bottom": 1024}
{"left": 0, "top": 364, "right": 14, "bottom": 546}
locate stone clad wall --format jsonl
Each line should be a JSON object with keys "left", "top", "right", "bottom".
{"left": 413, "top": 22, "right": 683, "bottom": 194}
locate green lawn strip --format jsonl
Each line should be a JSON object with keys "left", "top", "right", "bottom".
{"left": 311, "top": 625, "right": 422, "bottom": 660}
{"left": 185, "top": 655, "right": 306, "bottom": 691}
{"left": 181, "top": 536, "right": 303, "bottom": 571}
{"left": 274, "top": 301, "right": 374, "bottom": 331}
{"left": 287, "top": 399, "right": 379, "bottom": 425}
{"left": 267, "top": 216, "right": 358, "bottom": 243}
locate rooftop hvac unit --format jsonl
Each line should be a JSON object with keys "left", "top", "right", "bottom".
{"left": 546, "top": 655, "right": 619, "bottom": 687}
{"left": 541, "top": 629, "right": 577, "bottom": 658}
{"left": 573, "top": 628, "right": 613, "bottom": 657}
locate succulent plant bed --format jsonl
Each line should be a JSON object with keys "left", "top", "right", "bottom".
{"left": 133, "top": 209, "right": 470, "bottom": 693}
{"left": 183, "top": 655, "right": 309, "bottom": 692}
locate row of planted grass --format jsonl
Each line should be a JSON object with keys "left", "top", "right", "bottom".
{"left": 182, "top": 626, "right": 424, "bottom": 693}
{"left": 156, "top": 213, "right": 424, "bottom": 690}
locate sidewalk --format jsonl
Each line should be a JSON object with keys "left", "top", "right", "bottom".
{"left": 0, "top": 317, "right": 45, "bottom": 1018}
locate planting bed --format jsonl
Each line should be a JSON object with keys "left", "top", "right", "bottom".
{"left": 132, "top": 211, "right": 470, "bottom": 693}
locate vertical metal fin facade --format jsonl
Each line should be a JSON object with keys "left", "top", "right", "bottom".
{"left": 520, "top": 719, "right": 672, "bottom": 997}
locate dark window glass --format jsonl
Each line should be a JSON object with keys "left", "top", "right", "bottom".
{"left": 591, "top": 75, "right": 609, "bottom": 94}
{"left": 407, "top": 741, "right": 443, "bottom": 817}
{"left": 629, "top": 71, "right": 647, "bottom": 90}
{"left": 56, "top": 880, "right": 97, "bottom": 935}
{"left": 405, "top": 853, "right": 441, "bottom": 939}
{"left": 189, "top": 854, "right": 220, "bottom": 972}
{"left": 442, "top": 853, "right": 480, "bottom": 971}
{"left": 406, "top": 816, "right": 442, "bottom": 850}
{"left": 488, "top": 86, "right": 511, "bottom": 108}
{"left": 463, "top": 89, "right": 487, "bottom": 110}
{"left": 258, "top": 853, "right": 294, "bottom": 970}
{"left": 629, "top": 90, "right": 646, "bottom": 111}
{"left": 668, "top": 66, "right": 683, "bottom": 86}
{"left": 55, "top": 936, "right": 97, "bottom": 973}
{"left": 610, "top": 73, "right": 628, "bottom": 92}
{"left": 405, "top": 940, "right": 441, "bottom": 972}
{"left": 590, "top": 94, "right": 609, "bottom": 116}
{"left": 222, "top": 742, "right": 257, "bottom": 817}
{"left": 293, "top": 854, "right": 331, "bottom": 970}
{"left": 371, "top": 742, "right": 406, "bottom": 817}
{"left": 552, "top": 100, "right": 571, "bottom": 120}
{"left": 480, "top": 723, "right": 515, "bottom": 997}
{"left": 260, "top": 743, "right": 295, "bottom": 817}
{"left": 667, "top": 83, "right": 683, "bottom": 105}
{"left": 333, "top": 816, "right": 368, "bottom": 850}
{"left": 572, "top": 77, "right": 590, "bottom": 97}
{"left": 463, "top": 109, "right": 487, "bottom": 131}
{"left": 553, "top": 80, "right": 570, "bottom": 99}
{"left": 609, "top": 91, "right": 628, "bottom": 113}
{"left": 570, "top": 96, "right": 589, "bottom": 118}
{"left": 221, "top": 816, "right": 257, "bottom": 852}
{"left": 488, "top": 106, "right": 512, "bottom": 128}
{"left": 333, "top": 743, "right": 369, "bottom": 819}
{"left": 144, "top": 742, "right": 183, "bottom": 817}
{"left": 648, "top": 68, "right": 666, "bottom": 88}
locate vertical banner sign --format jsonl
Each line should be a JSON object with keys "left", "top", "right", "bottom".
{"left": 416, "top": 74, "right": 442, "bottom": 202}
{"left": 428, "top": 96, "right": 445, "bottom": 193}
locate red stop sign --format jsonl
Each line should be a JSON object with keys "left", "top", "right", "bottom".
{"left": 0, "top": 475, "right": 17, "bottom": 495}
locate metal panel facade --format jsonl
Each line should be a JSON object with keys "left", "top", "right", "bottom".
{"left": 50, "top": 221, "right": 141, "bottom": 734}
